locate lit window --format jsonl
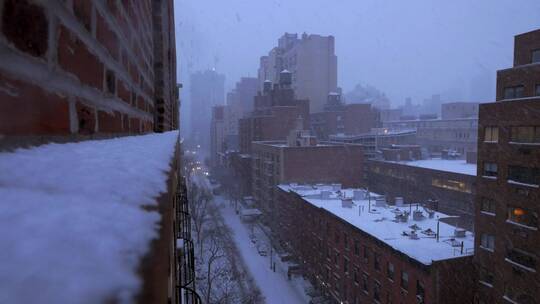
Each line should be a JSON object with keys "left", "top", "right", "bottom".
{"left": 484, "top": 126, "right": 499, "bottom": 142}
{"left": 401, "top": 271, "right": 409, "bottom": 290}
{"left": 508, "top": 165, "right": 540, "bottom": 186}
{"left": 480, "top": 197, "right": 496, "bottom": 214}
{"left": 510, "top": 126, "right": 540, "bottom": 143}
{"left": 480, "top": 234, "right": 495, "bottom": 251}
{"left": 533, "top": 49, "right": 540, "bottom": 63}
{"left": 507, "top": 206, "right": 538, "bottom": 229}
{"left": 483, "top": 162, "right": 498, "bottom": 178}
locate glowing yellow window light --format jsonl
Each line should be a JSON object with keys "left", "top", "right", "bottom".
{"left": 513, "top": 208, "right": 525, "bottom": 216}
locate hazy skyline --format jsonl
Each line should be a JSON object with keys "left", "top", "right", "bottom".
{"left": 174, "top": 0, "right": 540, "bottom": 121}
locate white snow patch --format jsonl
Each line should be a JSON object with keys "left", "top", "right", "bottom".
{"left": 0, "top": 131, "right": 179, "bottom": 304}
{"left": 389, "top": 158, "right": 477, "bottom": 176}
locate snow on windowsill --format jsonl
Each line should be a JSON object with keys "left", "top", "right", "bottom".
{"left": 478, "top": 280, "right": 493, "bottom": 288}
{"left": 479, "top": 246, "right": 494, "bottom": 253}
{"left": 0, "top": 131, "right": 179, "bottom": 303}
{"left": 503, "top": 295, "right": 519, "bottom": 304}
{"left": 482, "top": 175, "right": 497, "bottom": 180}
{"left": 507, "top": 180, "right": 539, "bottom": 188}
{"left": 508, "top": 141, "right": 540, "bottom": 146}
{"left": 505, "top": 220, "right": 538, "bottom": 231}
{"left": 504, "top": 258, "right": 537, "bottom": 273}
{"left": 480, "top": 211, "right": 495, "bottom": 217}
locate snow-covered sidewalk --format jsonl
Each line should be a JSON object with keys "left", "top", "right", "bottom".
{"left": 214, "top": 196, "right": 310, "bottom": 304}
{"left": 0, "top": 131, "right": 179, "bottom": 303}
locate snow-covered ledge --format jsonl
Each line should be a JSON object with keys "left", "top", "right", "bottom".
{"left": 0, "top": 131, "right": 180, "bottom": 303}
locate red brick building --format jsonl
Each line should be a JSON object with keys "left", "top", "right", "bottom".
{"left": 251, "top": 138, "right": 364, "bottom": 223}
{"left": 475, "top": 29, "right": 540, "bottom": 304}
{"left": 311, "top": 94, "right": 381, "bottom": 140}
{"left": 277, "top": 184, "right": 475, "bottom": 304}
{"left": 0, "top": 0, "right": 178, "bottom": 149}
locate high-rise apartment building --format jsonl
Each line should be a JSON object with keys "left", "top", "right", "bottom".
{"left": 258, "top": 33, "right": 338, "bottom": 113}
{"left": 474, "top": 29, "right": 540, "bottom": 304}
{"left": 189, "top": 69, "right": 225, "bottom": 149}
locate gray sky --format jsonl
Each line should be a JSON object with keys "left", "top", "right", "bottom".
{"left": 174, "top": 0, "right": 540, "bottom": 109}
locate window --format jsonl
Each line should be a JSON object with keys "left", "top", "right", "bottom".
{"left": 387, "top": 262, "right": 394, "bottom": 280}
{"left": 507, "top": 206, "right": 538, "bottom": 229}
{"left": 480, "top": 197, "right": 496, "bottom": 214}
{"left": 334, "top": 250, "right": 340, "bottom": 266}
{"left": 335, "top": 231, "right": 340, "bottom": 244}
{"left": 353, "top": 266, "right": 359, "bottom": 283}
{"left": 363, "top": 246, "right": 369, "bottom": 263}
{"left": 484, "top": 126, "right": 499, "bottom": 142}
{"left": 507, "top": 248, "right": 537, "bottom": 271}
{"left": 362, "top": 273, "right": 369, "bottom": 293}
{"left": 532, "top": 49, "right": 540, "bottom": 63}
{"left": 511, "top": 126, "right": 540, "bottom": 143}
{"left": 416, "top": 280, "right": 425, "bottom": 301}
{"left": 354, "top": 240, "right": 360, "bottom": 255}
{"left": 373, "top": 281, "right": 381, "bottom": 302}
{"left": 344, "top": 233, "right": 349, "bottom": 249}
{"left": 483, "top": 162, "right": 498, "bottom": 178}
{"left": 344, "top": 257, "right": 349, "bottom": 274}
{"left": 334, "top": 274, "right": 340, "bottom": 294}
{"left": 536, "top": 84, "right": 540, "bottom": 96}
{"left": 504, "top": 85, "right": 524, "bottom": 99}
{"left": 479, "top": 267, "right": 494, "bottom": 286}
{"left": 374, "top": 253, "right": 381, "bottom": 271}
{"left": 480, "top": 234, "right": 495, "bottom": 251}
{"left": 105, "top": 70, "right": 116, "bottom": 94}
{"left": 508, "top": 166, "right": 540, "bottom": 186}
{"left": 401, "top": 271, "right": 409, "bottom": 290}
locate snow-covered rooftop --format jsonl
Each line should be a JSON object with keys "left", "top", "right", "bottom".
{"left": 0, "top": 131, "right": 179, "bottom": 303}
{"left": 278, "top": 184, "right": 474, "bottom": 265}
{"left": 387, "top": 158, "right": 477, "bottom": 176}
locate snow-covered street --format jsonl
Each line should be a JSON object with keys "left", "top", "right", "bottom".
{"left": 213, "top": 195, "right": 310, "bottom": 304}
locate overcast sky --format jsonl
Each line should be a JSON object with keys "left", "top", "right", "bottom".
{"left": 174, "top": 0, "right": 540, "bottom": 115}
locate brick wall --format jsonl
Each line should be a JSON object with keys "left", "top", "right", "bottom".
{"left": 0, "top": 0, "right": 178, "bottom": 148}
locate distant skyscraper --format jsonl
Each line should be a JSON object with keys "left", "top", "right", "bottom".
{"left": 189, "top": 69, "right": 225, "bottom": 149}
{"left": 258, "top": 33, "right": 338, "bottom": 113}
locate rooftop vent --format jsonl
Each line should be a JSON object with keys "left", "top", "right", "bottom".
{"left": 342, "top": 198, "right": 353, "bottom": 208}
{"left": 395, "top": 197, "right": 404, "bottom": 207}
{"left": 413, "top": 210, "right": 425, "bottom": 221}
{"left": 454, "top": 228, "right": 466, "bottom": 238}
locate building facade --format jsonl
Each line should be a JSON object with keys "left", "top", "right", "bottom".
{"left": 251, "top": 139, "right": 364, "bottom": 222}
{"left": 0, "top": 0, "right": 179, "bottom": 149}
{"left": 189, "top": 69, "right": 225, "bottom": 150}
{"left": 277, "top": 184, "right": 475, "bottom": 304}
{"left": 210, "top": 105, "right": 225, "bottom": 168}
{"left": 257, "top": 33, "right": 338, "bottom": 113}
{"left": 474, "top": 29, "right": 540, "bottom": 304}
{"left": 365, "top": 159, "right": 477, "bottom": 230}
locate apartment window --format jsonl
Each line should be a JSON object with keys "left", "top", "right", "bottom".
{"left": 484, "top": 126, "right": 499, "bottom": 142}
{"left": 507, "top": 206, "right": 538, "bottom": 229}
{"left": 334, "top": 274, "right": 340, "bottom": 294}
{"left": 105, "top": 70, "right": 116, "bottom": 94}
{"left": 504, "top": 284, "right": 535, "bottom": 304}
{"left": 362, "top": 273, "right": 369, "bottom": 293}
{"left": 508, "top": 166, "right": 540, "bottom": 186}
{"left": 387, "top": 262, "right": 394, "bottom": 280}
{"left": 373, "top": 281, "right": 381, "bottom": 302}
{"left": 479, "top": 267, "right": 494, "bottom": 287}
{"left": 482, "top": 162, "right": 498, "bottom": 178}
{"left": 374, "top": 253, "right": 381, "bottom": 271}
{"left": 532, "top": 49, "right": 540, "bottom": 63}
{"left": 480, "top": 197, "right": 496, "bottom": 214}
{"left": 480, "top": 234, "right": 495, "bottom": 251}
{"left": 343, "top": 233, "right": 349, "bottom": 249}
{"left": 400, "top": 271, "right": 409, "bottom": 290}
{"left": 335, "top": 231, "right": 340, "bottom": 244}
{"left": 344, "top": 257, "right": 349, "bottom": 274}
{"left": 416, "top": 280, "right": 425, "bottom": 301}
{"left": 353, "top": 266, "right": 359, "bottom": 283}
{"left": 536, "top": 84, "right": 540, "bottom": 96}
{"left": 363, "top": 246, "right": 370, "bottom": 263}
{"left": 507, "top": 248, "right": 537, "bottom": 271}
{"left": 334, "top": 250, "right": 340, "bottom": 266}
{"left": 354, "top": 240, "right": 360, "bottom": 255}
{"left": 511, "top": 126, "right": 540, "bottom": 143}
{"left": 504, "top": 85, "right": 524, "bottom": 99}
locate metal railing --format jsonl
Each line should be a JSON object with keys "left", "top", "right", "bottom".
{"left": 175, "top": 176, "right": 202, "bottom": 304}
